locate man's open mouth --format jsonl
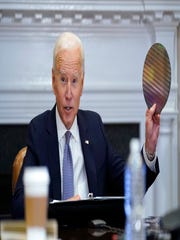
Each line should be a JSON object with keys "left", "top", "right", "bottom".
{"left": 65, "top": 106, "right": 72, "bottom": 111}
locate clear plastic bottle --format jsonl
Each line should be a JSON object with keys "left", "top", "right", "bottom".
{"left": 124, "top": 138, "right": 146, "bottom": 240}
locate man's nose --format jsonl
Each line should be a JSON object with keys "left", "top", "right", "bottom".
{"left": 65, "top": 82, "right": 72, "bottom": 98}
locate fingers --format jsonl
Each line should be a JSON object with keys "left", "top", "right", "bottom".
{"left": 145, "top": 103, "right": 160, "bottom": 153}
{"left": 146, "top": 104, "right": 156, "bottom": 116}
{"left": 67, "top": 194, "right": 81, "bottom": 201}
{"left": 146, "top": 104, "right": 161, "bottom": 122}
{"left": 152, "top": 113, "right": 160, "bottom": 125}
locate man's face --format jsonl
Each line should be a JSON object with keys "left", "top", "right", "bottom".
{"left": 52, "top": 47, "right": 84, "bottom": 129}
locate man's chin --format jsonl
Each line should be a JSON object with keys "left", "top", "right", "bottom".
{"left": 64, "top": 118, "right": 74, "bottom": 129}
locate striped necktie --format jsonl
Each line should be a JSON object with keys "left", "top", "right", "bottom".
{"left": 62, "top": 131, "right": 74, "bottom": 200}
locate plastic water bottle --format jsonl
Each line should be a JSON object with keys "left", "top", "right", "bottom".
{"left": 124, "top": 138, "right": 146, "bottom": 240}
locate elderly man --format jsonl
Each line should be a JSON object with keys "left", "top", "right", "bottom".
{"left": 12, "top": 32, "right": 160, "bottom": 218}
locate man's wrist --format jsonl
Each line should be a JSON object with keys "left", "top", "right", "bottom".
{"left": 143, "top": 144, "right": 157, "bottom": 172}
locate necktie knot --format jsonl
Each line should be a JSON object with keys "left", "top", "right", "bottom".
{"left": 65, "top": 131, "right": 71, "bottom": 144}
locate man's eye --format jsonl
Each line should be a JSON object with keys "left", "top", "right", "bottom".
{"left": 61, "top": 77, "right": 66, "bottom": 83}
{"left": 72, "top": 79, "right": 77, "bottom": 84}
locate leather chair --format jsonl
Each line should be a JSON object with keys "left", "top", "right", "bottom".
{"left": 12, "top": 146, "right": 27, "bottom": 194}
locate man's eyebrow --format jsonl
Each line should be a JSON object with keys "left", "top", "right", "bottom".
{"left": 72, "top": 72, "right": 81, "bottom": 79}
{"left": 59, "top": 70, "right": 81, "bottom": 79}
{"left": 59, "top": 70, "right": 66, "bottom": 75}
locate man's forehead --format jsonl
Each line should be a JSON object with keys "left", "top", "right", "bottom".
{"left": 59, "top": 69, "right": 81, "bottom": 77}
{"left": 55, "top": 54, "right": 82, "bottom": 71}
{"left": 55, "top": 51, "right": 81, "bottom": 63}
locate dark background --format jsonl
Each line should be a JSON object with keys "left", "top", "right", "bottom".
{"left": 0, "top": 123, "right": 139, "bottom": 218}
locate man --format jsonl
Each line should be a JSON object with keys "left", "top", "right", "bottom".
{"left": 12, "top": 32, "right": 160, "bottom": 218}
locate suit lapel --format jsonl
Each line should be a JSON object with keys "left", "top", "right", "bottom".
{"left": 46, "top": 105, "right": 61, "bottom": 200}
{"left": 77, "top": 111, "right": 98, "bottom": 196}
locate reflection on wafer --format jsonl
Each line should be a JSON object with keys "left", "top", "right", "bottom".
{"left": 142, "top": 43, "right": 171, "bottom": 114}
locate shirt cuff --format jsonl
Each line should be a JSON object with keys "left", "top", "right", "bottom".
{"left": 142, "top": 144, "right": 157, "bottom": 173}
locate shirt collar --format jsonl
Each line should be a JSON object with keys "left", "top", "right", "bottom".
{"left": 56, "top": 106, "right": 79, "bottom": 142}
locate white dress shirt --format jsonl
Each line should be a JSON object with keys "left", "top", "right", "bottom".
{"left": 56, "top": 107, "right": 89, "bottom": 199}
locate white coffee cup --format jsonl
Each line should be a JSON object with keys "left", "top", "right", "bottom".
{"left": 23, "top": 166, "right": 50, "bottom": 240}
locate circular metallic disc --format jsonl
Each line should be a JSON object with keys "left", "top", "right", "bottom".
{"left": 142, "top": 43, "right": 171, "bottom": 114}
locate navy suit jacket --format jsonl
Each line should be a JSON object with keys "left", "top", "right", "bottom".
{"left": 12, "top": 105, "right": 159, "bottom": 218}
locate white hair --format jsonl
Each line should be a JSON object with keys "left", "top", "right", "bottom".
{"left": 53, "top": 32, "right": 84, "bottom": 72}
